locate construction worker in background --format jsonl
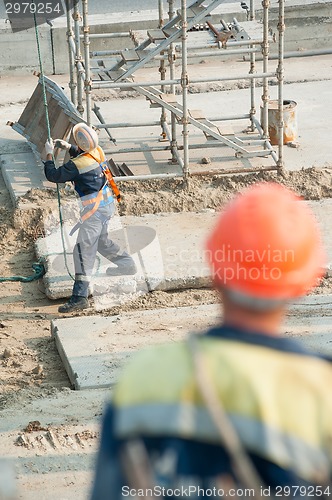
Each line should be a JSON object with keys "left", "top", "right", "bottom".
{"left": 44, "top": 123, "right": 137, "bottom": 313}
{"left": 91, "top": 183, "right": 332, "bottom": 499}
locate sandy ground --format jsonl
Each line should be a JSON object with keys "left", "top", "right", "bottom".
{"left": 0, "top": 56, "right": 332, "bottom": 498}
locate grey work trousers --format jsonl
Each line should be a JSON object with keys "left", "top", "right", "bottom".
{"left": 72, "top": 203, "right": 135, "bottom": 298}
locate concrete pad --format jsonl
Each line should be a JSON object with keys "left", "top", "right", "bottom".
{"left": 36, "top": 199, "right": 332, "bottom": 302}
{"left": 35, "top": 211, "right": 213, "bottom": 302}
{"left": 51, "top": 296, "right": 332, "bottom": 390}
{"left": 0, "top": 143, "right": 52, "bottom": 206}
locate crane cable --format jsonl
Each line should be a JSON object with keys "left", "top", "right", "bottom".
{"left": 32, "top": 6, "right": 75, "bottom": 281}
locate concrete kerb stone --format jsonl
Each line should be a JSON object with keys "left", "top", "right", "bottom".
{"left": 35, "top": 211, "right": 213, "bottom": 303}
{"left": 0, "top": 142, "right": 53, "bottom": 206}
{"left": 51, "top": 297, "right": 332, "bottom": 390}
{"left": 35, "top": 199, "right": 332, "bottom": 303}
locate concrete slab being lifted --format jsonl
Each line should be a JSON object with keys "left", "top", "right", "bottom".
{"left": 51, "top": 295, "right": 332, "bottom": 390}
{"left": 37, "top": 199, "right": 332, "bottom": 303}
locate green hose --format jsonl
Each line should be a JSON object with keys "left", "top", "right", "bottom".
{"left": 0, "top": 262, "right": 45, "bottom": 283}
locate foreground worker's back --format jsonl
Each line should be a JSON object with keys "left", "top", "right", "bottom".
{"left": 91, "top": 326, "right": 332, "bottom": 499}
{"left": 91, "top": 183, "right": 332, "bottom": 499}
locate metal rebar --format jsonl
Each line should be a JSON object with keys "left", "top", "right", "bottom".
{"left": 181, "top": 0, "right": 189, "bottom": 178}
{"left": 73, "top": 1, "right": 84, "bottom": 115}
{"left": 65, "top": 0, "right": 76, "bottom": 105}
{"left": 277, "top": 0, "right": 285, "bottom": 172}
{"left": 82, "top": 0, "right": 92, "bottom": 125}
{"left": 261, "top": 0, "right": 270, "bottom": 138}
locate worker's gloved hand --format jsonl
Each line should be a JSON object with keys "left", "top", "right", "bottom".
{"left": 45, "top": 139, "right": 54, "bottom": 156}
{"left": 54, "top": 139, "right": 71, "bottom": 150}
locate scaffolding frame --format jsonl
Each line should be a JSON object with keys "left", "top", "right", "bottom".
{"left": 66, "top": 0, "right": 285, "bottom": 180}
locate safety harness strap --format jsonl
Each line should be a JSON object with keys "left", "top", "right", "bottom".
{"left": 87, "top": 147, "right": 121, "bottom": 202}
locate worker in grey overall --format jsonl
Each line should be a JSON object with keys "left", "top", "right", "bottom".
{"left": 44, "top": 123, "right": 137, "bottom": 313}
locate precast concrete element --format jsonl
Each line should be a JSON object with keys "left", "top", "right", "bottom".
{"left": 35, "top": 199, "right": 332, "bottom": 302}
{"left": 51, "top": 296, "right": 332, "bottom": 390}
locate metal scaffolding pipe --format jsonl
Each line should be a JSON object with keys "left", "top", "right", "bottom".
{"left": 277, "top": 0, "right": 285, "bottom": 172}
{"left": 158, "top": 0, "right": 167, "bottom": 139}
{"left": 80, "top": 32, "right": 129, "bottom": 39}
{"left": 91, "top": 49, "right": 124, "bottom": 56}
{"left": 94, "top": 113, "right": 250, "bottom": 130}
{"left": 250, "top": 0, "right": 255, "bottom": 21}
{"left": 69, "top": 38, "right": 86, "bottom": 82}
{"left": 252, "top": 116, "right": 278, "bottom": 164}
{"left": 168, "top": 0, "right": 177, "bottom": 163}
{"left": 248, "top": 0, "right": 256, "bottom": 131}
{"left": 65, "top": 0, "right": 76, "bottom": 105}
{"left": 175, "top": 38, "right": 266, "bottom": 50}
{"left": 181, "top": 0, "right": 189, "bottom": 177}
{"left": 73, "top": 1, "right": 84, "bottom": 115}
{"left": 82, "top": 0, "right": 92, "bottom": 125}
{"left": 261, "top": 0, "right": 270, "bottom": 138}
{"left": 162, "top": 122, "right": 184, "bottom": 169}
{"left": 91, "top": 71, "right": 276, "bottom": 89}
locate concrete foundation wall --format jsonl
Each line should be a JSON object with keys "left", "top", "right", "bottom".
{"left": 0, "top": 0, "right": 331, "bottom": 74}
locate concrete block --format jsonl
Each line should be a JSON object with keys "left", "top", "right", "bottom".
{"left": 0, "top": 145, "right": 52, "bottom": 205}
{"left": 52, "top": 297, "right": 332, "bottom": 390}
{"left": 35, "top": 211, "right": 213, "bottom": 302}
{"left": 36, "top": 198, "right": 332, "bottom": 302}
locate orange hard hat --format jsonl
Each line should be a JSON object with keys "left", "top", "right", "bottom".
{"left": 206, "top": 182, "right": 326, "bottom": 304}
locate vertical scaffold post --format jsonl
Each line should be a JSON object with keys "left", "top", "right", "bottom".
{"left": 158, "top": 0, "right": 167, "bottom": 138}
{"left": 181, "top": 0, "right": 190, "bottom": 178}
{"left": 261, "top": 0, "right": 270, "bottom": 139}
{"left": 82, "top": 0, "right": 92, "bottom": 125}
{"left": 277, "top": 0, "right": 285, "bottom": 172}
{"left": 168, "top": 0, "right": 178, "bottom": 164}
{"left": 65, "top": 0, "right": 77, "bottom": 105}
{"left": 249, "top": 0, "right": 256, "bottom": 131}
{"left": 73, "top": 0, "right": 84, "bottom": 115}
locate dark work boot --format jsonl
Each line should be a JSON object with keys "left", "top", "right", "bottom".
{"left": 58, "top": 295, "right": 89, "bottom": 313}
{"left": 106, "top": 253, "right": 137, "bottom": 277}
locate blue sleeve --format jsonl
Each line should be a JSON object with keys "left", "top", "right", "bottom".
{"left": 90, "top": 404, "right": 125, "bottom": 500}
{"left": 44, "top": 159, "right": 79, "bottom": 184}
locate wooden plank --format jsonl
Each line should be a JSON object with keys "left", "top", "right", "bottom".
{"left": 189, "top": 109, "right": 205, "bottom": 120}
{"left": 17, "top": 83, "right": 43, "bottom": 129}
{"left": 147, "top": 29, "right": 167, "bottom": 43}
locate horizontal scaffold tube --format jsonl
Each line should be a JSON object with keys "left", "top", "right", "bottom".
{"left": 91, "top": 72, "right": 276, "bottom": 89}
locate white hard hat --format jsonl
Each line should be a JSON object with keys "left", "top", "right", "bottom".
{"left": 73, "top": 123, "right": 98, "bottom": 152}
